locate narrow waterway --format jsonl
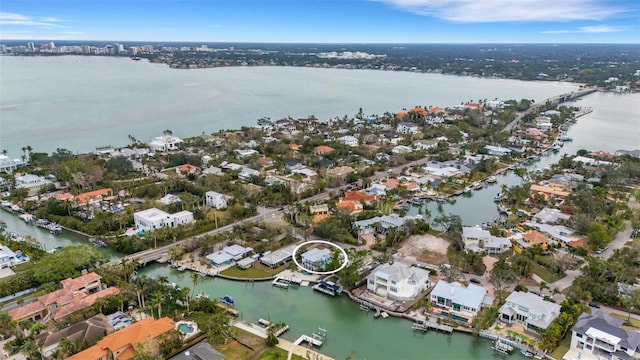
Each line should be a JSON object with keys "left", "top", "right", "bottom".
{"left": 139, "top": 263, "right": 526, "bottom": 360}
{"left": 0, "top": 209, "right": 121, "bottom": 259}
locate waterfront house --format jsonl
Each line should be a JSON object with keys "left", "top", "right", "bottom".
{"left": 133, "top": 208, "right": 194, "bottom": 232}
{"left": 462, "top": 226, "right": 512, "bottom": 255}
{"left": 0, "top": 245, "right": 17, "bottom": 268}
{"left": 529, "top": 184, "right": 570, "bottom": 202}
{"left": 169, "top": 341, "right": 225, "bottom": 360}
{"left": 573, "top": 156, "right": 615, "bottom": 167}
{"left": 396, "top": 122, "right": 420, "bottom": 134}
{"left": 513, "top": 230, "right": 550, "bottom": 251}
{"left": 76, "top": 188, "right": 114, "bottom": 206}
{"left": 430, "top": 280, "right": 493, "bottom": 323}
{"left": 66, "top": 317, "right": 175, "bottom": 360}
{"left": 36, "top": 313, "right": 115, "bottom": 358}
{"left": 205, "top": 191, "right": 227, "bottom": 209}
{"left": 353, "top": 214, "right": 422, "bottom": 235}
{"left": 8, "top": 272, "right": 120, "bottom": 323}
{"left": 523, "top": 221, "right": 576, "bottom": 245}
{"left": 300, "top": 248, "right": 332, "bottom": 272}
{"left": 15, "top": 174, "right": 52, "bottom": 194}
{"left": 206, "top": 244, "right": 253, "bottom": 266}
{"left": 148, "top": 135, "right": 183, "bottom": 152}
{"left": 532, "top": 207, "right": 571, "bottom": 225}
{"left": 366, "top": 263, "right": 430, "bottom": 302}
{"left": 0, "top": 154, "right": 23, "bottom": 172}
{"left": 564, "top": 312, "right": 640, "bottom": 360}
{"left": 485, "top": 145, "right": 512, "bottom": 157}
{"left": 260, "top": 245, "right": 295, "bottom": 268}
{"left": 499, "top": 291, "right": 560, "bottom": 334}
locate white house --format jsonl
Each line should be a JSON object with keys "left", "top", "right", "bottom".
{"left": 238, "top": 167, "right": 261, "bottom": 181}
{"left": 206, "top": 244, "right": 253, "bottom": 266}
{"left": 462, "top": 226, "right": 512, "bottom": 255}
{"left": 392, "top": 145, "right": 413, "bottom": 154}
{"left": 430, "top": 280, "right": 493, "bottom": 322}
{"left": 133, "top": 208, "right": 194, "bottom": 232}
{"left": 300, "top": 248, "right": 332, "bottom": 272}
{"left": 0, "top": 245, "right": 17, "bottom": 268}
{"left": 159, "top": 194, "right": 181, "bottom": 206}
{"left": 485, "top": 145, "right": 512, "bottom": 157}
{"left": 413, "top": 139, "right": 438, "bottom": 151}
{"left": 205, "top": 191, "right": 227, "bottom": 209}
{"left": 0, "top": 154, "right": 23, "bottom": 172}
{"left": 366, "top": 263, "right": 430, "bottom": 301}
{"left": 235, "top": 149, "right": 259, "bottom": 159}
{"left": 564, "top": 312, "right": 640, "bottom": 360}
{"left": 337, "top": 135, "right": 359, "bottom": 147}
{"left": 148, "top": 135, "right": 183, "bottom": 152}
{"left": 353, "top": 214, "right": 422, "bottom": 235}
{"left": 397, "top": 122, "right": 420, "bottom": 134}
{"left": 499, "top": 291, "right": 561, "bottom": 334}
{"left": 15, "top": 174, "right": 52, "bottom": 193}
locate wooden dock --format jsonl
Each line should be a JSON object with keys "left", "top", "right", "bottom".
{"left": 411, "top": 319, "right": 453, "bottom": 333}
{"left": 216, "top": 303, "right": 239, "bottom": 316}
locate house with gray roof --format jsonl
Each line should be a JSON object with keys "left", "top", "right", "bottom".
{"left": 300, "top": 248, "right": 332, "bottom": 272}
{"left": 35, "top": 313, "right": 114, "bottom": 358}
{"left": 462, "top": 226, "right": 511, "bottom": 255}
{"left": 430, "top": 280, "right": 493, "bottom": 323}
{"left": 499, "top": 291, "right": 561, "bottom": 334}
{"left": 260, "top": 245, "right": 295, "bottom": 268}
{"left": 564, "top": 312, "right": 640, "bottom": 360}
{"left": 353, "top": 214, "right": 422, "bottom": 235}
{"left": 206, "top": 244, "right": 252, "bottom": 266}
{"left": 169, "top": 341, "right": 225, "bottom": 360}
{"left": 532, "top": 207, "right": 571, "bottom": 225}
{"left": 366, "top": 263, "right": 430, "bottom": 302}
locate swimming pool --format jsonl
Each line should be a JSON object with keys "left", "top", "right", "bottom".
{"left": 510, "top": 229, "right": 523, "bottom": 234}
{"left": 177, "top": 323, "right": 194, "bottom": 334}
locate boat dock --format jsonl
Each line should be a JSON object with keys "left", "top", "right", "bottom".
{"left": 493, "top": 341, "right": 514, "bottom": 354}
{"left": 293, "top": 327, "right": 327, "bottom": 347}
{"left": 258, "top": 319, "right": 290, "bottom": 337}
{"left": 312, "top": 280, "right": 342, "bottom": 296}
{"left": 216, "top": 303, "right": 239, "bottom": 316}
{"left": 411, "top": 318, "right": 453, "bottom": 334}
{"left": 272, "top": 276, "right": 302, "bottom": 288}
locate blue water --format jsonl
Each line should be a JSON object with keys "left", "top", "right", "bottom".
{"left": 178, "top": 323, "right": 194, "bottom": 334}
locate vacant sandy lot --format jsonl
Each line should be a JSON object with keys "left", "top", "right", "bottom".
{"left": 399, "top": 234, "right": 450, "bottom": 265}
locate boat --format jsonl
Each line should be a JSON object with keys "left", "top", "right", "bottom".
{"left": 463, "top": 187, "right": 472, "bottom": 194}
{"left": 195, "top": 292, "right": 209, "bottom": 300}
{"left": 486, "top": 175, "right": 497, "bottom": 183}
{"left": 176, "top": 265, "right": 186, "bottom": 272}
{"left": 558, "top": 134, "right": 573, "bottom": 141}
{"left": 521, "top": 350, "right": 534, "bottom": 357}
{"left": 473, "top": 182, "right": 483, "bottom": 190}
{"left": 220, "top": 295, "right": 235, "bottom": 307}
{"left": 494, "top": 192, "right": 503, "bottom": 202}
{"left": 410, "top": 197, "right": 423, "bottom": 205}
{"left": 313, "top": 280, "right": 342, "bottom": 296}
{"left": 272, "top": 277, "right": 290, "bottom": 289}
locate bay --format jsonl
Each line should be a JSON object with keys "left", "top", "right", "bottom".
{"left": 1, "top": 55, "right": 580, "bottom": 156}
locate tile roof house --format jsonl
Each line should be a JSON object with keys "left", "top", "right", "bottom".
{"left": 565, "top": 312, "right": 640, "bottom": 360}
{"left": 8, "top": 272, "right": 119, "bottom": 323}
{"left": 366, "top": 263, "right": 431, "bottom": 302}
{"left": 530, "top": 184, "right": 571, "bottom": 201}
{"left": 314, "top": 145, "right": 335, "bottom": 155}
{"left": 36, "top": 313, "right": 115, "bottom": 358}
{"left": 499, "top": 291, "right": 561, "bottom": 334}
{"left": 66, "top": 317, "right": 175, "bottom": 360}
{"left": 430, "top": 281, "right": 493, "bottom": 322}
{"left": 310, "top": 204, "right": 330, "bottom": 223}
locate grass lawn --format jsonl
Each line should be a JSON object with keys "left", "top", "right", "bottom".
{"left": 257, "top": 347, "right": 305, "bottom": 360}
{"left": 221, "top": 262, "right": 288, "bottom": 279}
{"left": 216, "top": 341, "right": 254, "bottom": 360}
{"left": 12, "top": 261, "right": 34, "bottom": 272}
{"left": 532, "top": 263, "right": 564, "bottom": 283}
{"left": 216, "top": 327, "right": 268, "bottom": 360}
{"left": 609, "top": 312, "right": 640, "bottom": 330}
{"left": 549, "top": 333, "right": 572, "bottom": 360}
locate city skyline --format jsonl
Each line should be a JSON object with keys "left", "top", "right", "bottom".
{"left": 0, "top": 0, "right": 639, "bottom": 43}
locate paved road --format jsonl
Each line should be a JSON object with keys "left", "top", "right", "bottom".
{"left": 599, "top": 220, "right": 633, "bottom": 259}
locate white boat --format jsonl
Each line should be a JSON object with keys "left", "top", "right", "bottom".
{"left": 521, "top": 350, "right": 534, "bottom": 357}
{"left": 486, "top": 175, "right": 497, "bottom": 183}
{"left": 176, "top": 265, "right": 186, "bottom": 272}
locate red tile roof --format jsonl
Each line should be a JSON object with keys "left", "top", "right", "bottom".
{"left": 341, "top": 191, "right": 379, "bottom": 203}
{"left": 314, "top": 145, "right": 335, "bottom": 154}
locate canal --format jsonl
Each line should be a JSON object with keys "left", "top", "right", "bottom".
{"left": 138, "top": 263, "right": 527, "bottom": 360}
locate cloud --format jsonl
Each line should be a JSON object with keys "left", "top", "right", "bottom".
{"left": 541, "top": 25, "right": 625, "bottom": 34}
{"left": 0, "top": 12, "right": 66, "bottom": 27}
{"left": 373, "top": 0, "right": 629, "bottom": 22}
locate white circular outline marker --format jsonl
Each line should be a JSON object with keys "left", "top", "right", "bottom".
{"left": 292, "top": 240, "right": 349, "bottom": 275}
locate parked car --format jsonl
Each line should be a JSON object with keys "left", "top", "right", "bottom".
{"left": 588, "top": 302, "right": 600, "bottom": 308}
{"left": 469, "top": 278, "right": 481, "bottom": 284}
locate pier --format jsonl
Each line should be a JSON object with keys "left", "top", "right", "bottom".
{"left": 293, "top": 327, "right": 327, "bottom": 347}
{"left": 411, "top": 318, "right": 453, "bottom": 334}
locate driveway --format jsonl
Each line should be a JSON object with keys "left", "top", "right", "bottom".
{"left": 599, "top": 220, "right": 633, "bottom": 259}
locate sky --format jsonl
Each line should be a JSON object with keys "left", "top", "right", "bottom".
{"left": 0, "top": 0, "right": 639, "bottom": 43}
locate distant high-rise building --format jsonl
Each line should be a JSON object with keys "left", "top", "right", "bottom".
{"left": 27, "top": 42, "right": 35, "bottom": 52}
{"left": 48, "top": 42, "right": 55, "bottom": 49}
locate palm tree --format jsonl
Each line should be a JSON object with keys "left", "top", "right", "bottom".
{"left": 190, "top": 272, "right": 201, "bottom": 300}
{"left": 152, "top": 290, "right": 163, "bottom": 318}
